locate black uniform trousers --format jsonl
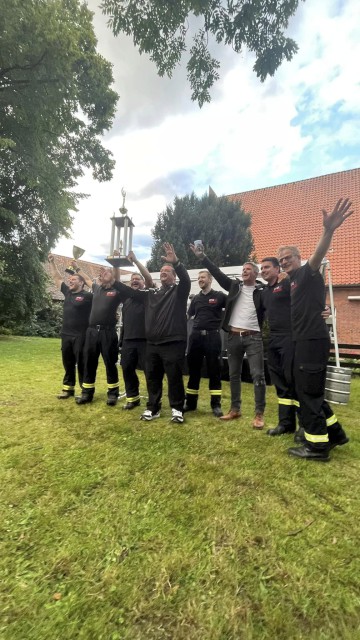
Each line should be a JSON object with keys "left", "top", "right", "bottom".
{"left": 121, "top": 339, "right": 146, "bottom": 403}
{"left": 267, "top": 334, "right": 297, "bottom": 432}
{"left": 82, "top": 326, "right": 119, "bottom": 398}
{"left": 185, "top": 329, "right": 222, "bottom": 409}
{"left": 146, "top": 341, "right": 186, "bottom": 414}
{"left": 61, "top": 333, "right": 86, "bottom": 390}
{"left": 293, "top": 338, "right": 330, "bottom": 451}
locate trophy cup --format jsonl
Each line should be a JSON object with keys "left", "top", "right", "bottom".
{"left": 106, "top": 188, "right": 135, "bottom": 268}
{"left": 65, "top": 245, "right": 86, "bottom": 274}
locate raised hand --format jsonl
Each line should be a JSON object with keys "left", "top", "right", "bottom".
{"left": 189, "top": 243, "right": 205, "bottom": 259}
{"left": 322, "top": 197, "right": 353, "bottom": 233}
{"left": 127, "top": 250, "right": 136, "bottom": 263}
{"left": 161, "top": 242, "right": 178, "bottom": 264}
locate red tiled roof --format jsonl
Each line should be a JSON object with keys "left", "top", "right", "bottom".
{"left": 227, "top": 168, "right": 360, "bottom": 286}
{"left": 44, "top": 255, "right": 133, "bottom": 301}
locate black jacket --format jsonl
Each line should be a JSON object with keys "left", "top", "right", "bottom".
{"left": 114, "top": 262, "right": 191, "bottom": 344}
{"left": 200, "top": 256, "right": 265, "bottom": 332}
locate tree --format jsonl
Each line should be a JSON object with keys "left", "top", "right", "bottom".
{"left": 101, "top": 0, "right": 302, "bottom": 107}
{"left": 147, "top": 192, "right": 253, "bottom": 271}
{"left": 0, "top": 0, "right": 118, "bottom": 329}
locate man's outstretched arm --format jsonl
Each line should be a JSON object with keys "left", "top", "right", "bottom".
{"left": 47, "top": 254, "right": 63, "bottom": 290}
{"left": 309, "top": 197, "right": 353, "bottom": 272}
{"left": 127, "top": 250, "right": 154, "bottom": 288}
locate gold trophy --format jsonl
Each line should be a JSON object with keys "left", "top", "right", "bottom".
{"left": 106, "top": 188, "right": 135, "bottom": 268}
{"left": 65, "top": 245, "right": 86, "bottom": 274}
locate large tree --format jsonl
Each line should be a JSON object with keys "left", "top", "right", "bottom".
{"left": 147, "top": 192, "right": 253, "bottom": 271}
{"left": 101, "top": 0, "right": 302, "bottom": 107}
{"left": 0, "top": 0, "right": 118, "bottom": 329}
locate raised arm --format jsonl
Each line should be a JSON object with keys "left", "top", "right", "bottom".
{"left": 47, "top": 254, "right": 63, "bottom": 290}
{"left": 189, "top": 243, "right": 232, "bottom": 292}
{"left": 308, "top": 197, "right": 353, "bottom": 271}
{"left": 161, "top": 242, "right": 191, "bottom": 298}
{"left": 127, "top": 250, "right": 154, "bottom": 288}
{"left": 70, "top": 259, "right": 93, "bottom": 289}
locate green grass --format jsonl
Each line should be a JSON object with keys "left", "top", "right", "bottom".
{"left": 1, "top": 336, "right": 360, "bottom": 640}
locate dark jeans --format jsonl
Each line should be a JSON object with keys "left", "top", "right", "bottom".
{"left": 121, "top": 339, "right": 146, "bottom": 402}
{"left": 186, "top": 329, "right": 222, "bottom": 407}
{"left": 146, "top": 341, "right": 186, "bottom": 413}
{"left": 227, "top": 333, "right": 266, "bottom": 414}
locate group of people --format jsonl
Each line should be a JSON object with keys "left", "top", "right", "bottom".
{"left": 49, "top": 197, "right": 353, "bottom": 461}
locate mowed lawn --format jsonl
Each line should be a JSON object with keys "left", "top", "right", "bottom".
{"left": 1, "top": 336, "right": 360, "bottom": 640}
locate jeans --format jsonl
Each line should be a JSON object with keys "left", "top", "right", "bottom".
{"left": 227, "top": 333, "right": 265, "bottom": 414}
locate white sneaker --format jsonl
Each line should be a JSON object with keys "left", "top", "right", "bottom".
{"left": 140, "top": 410, "right": 161, "bottom": 421}
{"left": 171, "top": 409, "right": 184, "bottom": 424}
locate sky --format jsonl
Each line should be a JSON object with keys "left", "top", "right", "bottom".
{"left": 54, "top": 0, "right": 360, "bottom": 265}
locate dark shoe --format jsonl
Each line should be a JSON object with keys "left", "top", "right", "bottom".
{"left": 123, "top": 399, "right": 140, "bottom": 410}
{"left": 267, "top": 425, "right": 295, "bottom": 436}
{"left": 288, "top": 445, "right": 330, "bottom": 462}
{"left": 57, "top": 390, "right": 74, "bottom": 399}
{"left": 220, "top": 409, "right": 241, "bottom": 421}
{"left": 329, "top": 436, "right": 349, "bottom": 450}
{"left": 212, "top": 406, "right": 224, "bottom": 418}
{"left": 183, "top": 402, "right": 197, "bottom": 413}
{"left": 107, "top": 396, "right": 118, "bottom": 406}
{"left": 253, "top": 413, "right": 265, "bottom": 430}
{"left": 75, "top": 394, "right": 93, "bottom": 405}
{"left": 294, "top": 427, "right": 305, "bottom": 444}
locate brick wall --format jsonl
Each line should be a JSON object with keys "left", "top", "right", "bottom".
{"left": 327, "top": 287, "right": 360, "bottom": 345}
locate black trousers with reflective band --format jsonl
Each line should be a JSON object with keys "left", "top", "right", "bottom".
{"left": 61, "top": 333, "right": 86, "bottom": 389}
{"left": 267, "top": 334, "right": 296, "bottom": 431}
{"left": 146, "top": 341, "right": 186, "bottom": 413}
{"left": 82, "top": 326, "right": 119, "bottom": 394}
{"left": 121, "top": 339, "right": 146, "bottom": 400}
{"left": 186, "top": 330, "right": 222, "bottom": 407}
{"left": 293, "top": 338, "right": 330, "bottom": 450}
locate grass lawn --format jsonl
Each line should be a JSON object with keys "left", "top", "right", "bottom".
{"left": 1, "top": 336, "right": 360, "bottom": 640}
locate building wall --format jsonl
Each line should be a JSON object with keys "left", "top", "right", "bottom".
{"left": 327, "top": 287, "right": 360, "bottom": 344}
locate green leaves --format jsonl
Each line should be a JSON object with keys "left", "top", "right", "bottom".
{"left": 102, "top": 0, "right": 303, "bottom": 106}
{"left": 0, "top": 0, "right": 118, "bottom": 326}
{"left": 146, "top": 191, "right": 253, "bottom": 271}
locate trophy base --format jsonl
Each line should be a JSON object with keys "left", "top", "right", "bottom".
{"left": 65, "top": 266, "right": 76, "bottom": 275}
{"left": 106, "top": 255, "right": 133, "bottom": 268}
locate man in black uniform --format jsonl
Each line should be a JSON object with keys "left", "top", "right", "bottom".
{"left": 279, "top": 197, "right": 353, "bottom": 461}
{"left": 261, "top": 257, "right": 341, "bottom": 442}
{"left": 120, "top": 252, "right": 154, "bottom": 410}
{"left": 76, "top": 266, "right": 123, "bottom": 406}
{"left": 190, "top": 243, "right": 266, "bottom": 429}
{"left": 48, "top": 254, "right": 92, "bottom": 398}
{"left": 184, "top": 269, "right": 227, "bottom": 417}
{"left": 113, "top": 243, "right": 191, "bottom": 423}
{"left": 260, "top": 257, "right": 298, "bottom": 435}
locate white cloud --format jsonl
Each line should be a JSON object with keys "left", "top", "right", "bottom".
{"left": 55, "top": 0, "right": 360, "bottom": 263}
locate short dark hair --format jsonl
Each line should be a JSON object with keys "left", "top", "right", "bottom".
{"left": 262, "top": 257, "right": 280, "bottom": 268}
{"left": 73, "top": 274, "right": 85, "bottom": 287}
{"left": 131, "top": 272, "right": 144, "bottom": 281}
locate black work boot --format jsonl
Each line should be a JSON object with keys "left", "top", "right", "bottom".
{"left": 57, "top": 390, "right": 75, "bottom": 400}
{"left": 288, "top": 445, "right": 330, "bottom": 462}
{"left": 212, "top": 405, "right": 223, "bottom": 418}
{"left": 76, "top": 393, "right": 93, "bottom": 405}
{"left": 107, "top": 394, "right": 119, "bottom": 406}
{"left": 183, "top": 401, "right": 197, "bottom": 413}
{"left": 267, "top": 424, "right": 295, "bottom": 436}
